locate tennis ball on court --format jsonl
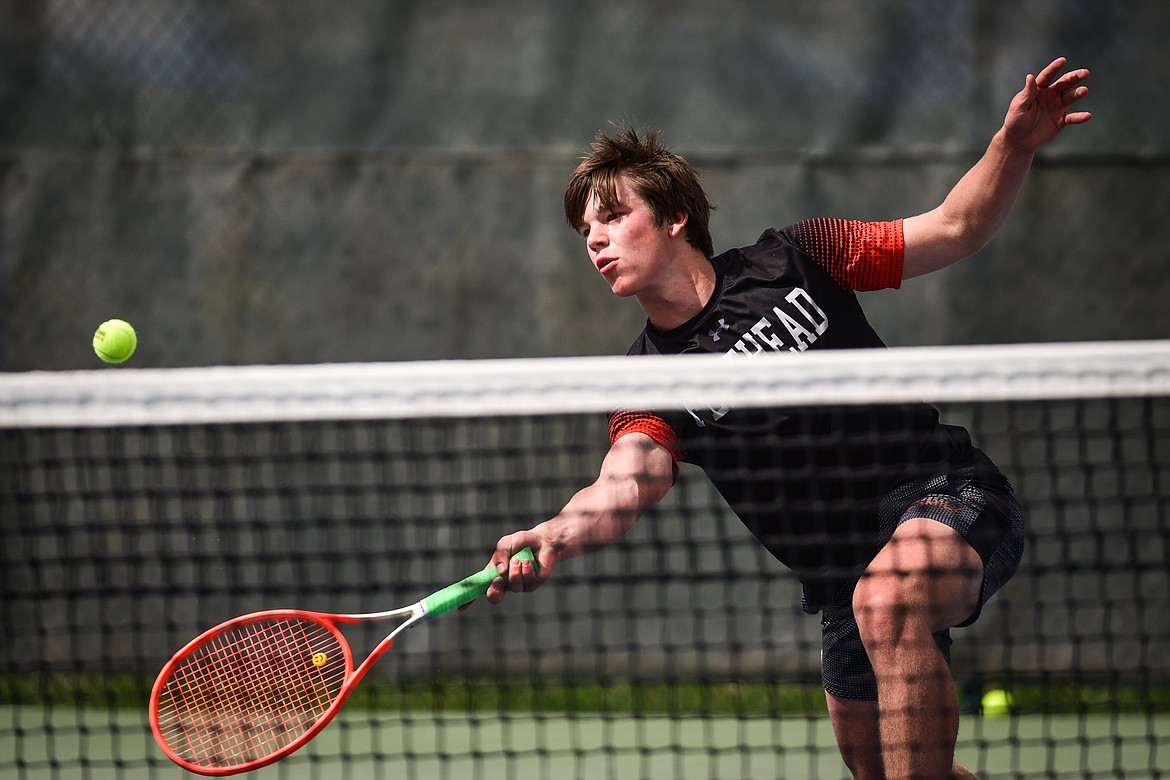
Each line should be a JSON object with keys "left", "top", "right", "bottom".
{"left": 981, "top": 689, "right": 1013, "bottom": 717}
{"left": 92, "top": 319, "right": 137, "bottom": 364}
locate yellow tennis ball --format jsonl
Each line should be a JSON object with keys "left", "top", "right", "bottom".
{"left": 981, "top": 689, "right": 1013, "bottom": 717}
{"left": 93, "top": 319, "right": 137, "bottom": 364}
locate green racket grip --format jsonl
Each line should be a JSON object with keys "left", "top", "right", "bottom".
{"left": 422, "top": 548, "right": 538, "bottom": 618}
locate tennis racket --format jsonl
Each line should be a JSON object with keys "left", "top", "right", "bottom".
{"left": 149, "top": 548, "right": 537, "bottom": 776}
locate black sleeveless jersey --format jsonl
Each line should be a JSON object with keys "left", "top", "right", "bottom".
{"left": 614, "top": 221, "right": 989, "bottom": 611}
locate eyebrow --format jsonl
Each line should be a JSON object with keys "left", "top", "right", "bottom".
{"left": 576, "top": 200, "right": 619, "bottom": 234}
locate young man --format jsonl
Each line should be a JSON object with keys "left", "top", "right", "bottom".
{"left": 484, "top": 57, "right": 1090, "bottom": 779}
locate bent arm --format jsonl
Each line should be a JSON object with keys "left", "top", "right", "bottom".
{"left": 902, "top": 57, "right": 1090, "bottom": 279}
{"left": 485, "top": 432, "right": 676, "bottom": 602}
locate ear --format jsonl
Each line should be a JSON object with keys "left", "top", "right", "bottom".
{"left": 666, "top": 212, "right": 689, "bottom": 238}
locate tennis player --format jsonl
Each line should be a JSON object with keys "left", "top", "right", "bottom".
{"left": 486, "top": 57, "right": 1090, "bottom": 780}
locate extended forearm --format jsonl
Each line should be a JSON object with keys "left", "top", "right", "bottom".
{"left": 936, "top": 130, "right": 1035, "bottom": 254}
{"left": 534, "top": 432, "right": 675, "bottom": 564}
{"left": 903, "top": 130, "right": 1035, "bottom": 277}
{"left": 534, "top": 477, "right": 647, "bottom": 562}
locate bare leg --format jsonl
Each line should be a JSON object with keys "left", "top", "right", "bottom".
{"left": 825, "top": 694, "right": 884, "bottom": 780}
{"left": 850, "top": 518, "right": 983, "bottom": 780}
{"left": 826, "top": 692, "right": 979, "bottom": 779}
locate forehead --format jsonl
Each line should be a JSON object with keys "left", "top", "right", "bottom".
{"left": 583, "top": 175, "right": 641, "bottom": 218}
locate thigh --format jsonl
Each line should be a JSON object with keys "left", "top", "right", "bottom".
{"left": 877, "top": 459, "right": 1026, "bottom": 627}
{"left": 858, "top": 517, "right": 984, "bottom": 633}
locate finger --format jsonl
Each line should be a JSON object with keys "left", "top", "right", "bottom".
{"left": 507, "top": 552, "right": 537, "bottom": 592}
{"left": 489, "top": 533, "right": 525, "bottom": 570}
{"left": 1049, "top": 69, "right": 1090, "bottom": 94}
{"left": 1020, "top": 72, "right": 1038, "bottom": 102}
{"left": 485, "top": 579, "right": 506, "bottom": 604}
{"left": 535, "top": 548, "right": 556, "bottom": 583}
{"left": 1062, "top": 85, "right": 1089, "bottom": 107}
{"left": 1063, "top": 110, "right": 1092, "bottom": 126}
{"left": 485, "top": 537, "right": 519, "bottom": 604}
{"left": 1034, "top": 56, "right": 1067, "bottom": 88}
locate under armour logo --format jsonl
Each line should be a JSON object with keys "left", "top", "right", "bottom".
{"left": 708, "top": 318, "right": 730, "bottom": 342}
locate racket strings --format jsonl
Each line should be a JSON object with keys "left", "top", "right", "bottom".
{"left": 154, "top": 616, "right": 348, "bottom": 768}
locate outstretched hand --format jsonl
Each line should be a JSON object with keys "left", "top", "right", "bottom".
{"left": 1002, "top": 57, "right": 1091, "bottom": 153}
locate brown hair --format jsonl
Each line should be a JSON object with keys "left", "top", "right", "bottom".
{"left": 564, "top": 127, "right": 714, "bottom": 258}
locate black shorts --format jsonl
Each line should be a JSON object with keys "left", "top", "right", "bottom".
{"left": 820, "top": 460, "right": 1026, "bottom": 701}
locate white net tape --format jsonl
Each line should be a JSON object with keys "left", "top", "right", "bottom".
{"left": 3, "top": 340, "right": 1170, "bottom": 428}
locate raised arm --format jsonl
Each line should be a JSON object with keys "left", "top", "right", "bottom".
{"left": 902, "top": 56, "right": 1091, "bottom": 279}
{"left": 484, "top": 431, "right": 676, "bottom": 603}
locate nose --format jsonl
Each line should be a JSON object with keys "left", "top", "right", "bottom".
{"left": 587, "top": 224, "right": 608, "bottom": 253}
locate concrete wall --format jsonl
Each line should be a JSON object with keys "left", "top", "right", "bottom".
{"left": 1, "top": 0, "right": 1168, "bottom": 370}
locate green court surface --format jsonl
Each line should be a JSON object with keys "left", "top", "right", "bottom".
{"left": 3, "top": 707, "right": 1165, "bottom": 779}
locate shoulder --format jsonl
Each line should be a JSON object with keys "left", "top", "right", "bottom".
{"left": 712, "top": 227, "right": 818, "bottom": 282}
{"left": 715, "top": 228, "right": 801, "bottom": 273}
{"left": 777, "top": 218, "right": 905, "bottom": 292}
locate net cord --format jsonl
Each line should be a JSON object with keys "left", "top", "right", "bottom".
{"left": 2, "top": 340, "right": 1168, "bottom": 428}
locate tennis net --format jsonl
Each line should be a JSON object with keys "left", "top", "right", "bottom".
{"left": 2, "top": 340, "right": 1168, "bottom": 779}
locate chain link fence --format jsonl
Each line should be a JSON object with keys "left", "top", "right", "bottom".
{"left": 2, "top": 0, "right": 1167, "bottom": 368}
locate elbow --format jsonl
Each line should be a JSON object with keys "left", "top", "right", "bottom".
{"left": 904, "top": 211, "right": 995, "bottom": 278}
{"left": 938, "top": 207, "right": 997, "bottom": 259}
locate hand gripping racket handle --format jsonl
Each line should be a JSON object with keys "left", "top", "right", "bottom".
{"left": 422, "top": 548, "right": 538, "bottom": 617}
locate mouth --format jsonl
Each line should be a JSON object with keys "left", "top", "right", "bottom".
{"left": 595, "top": 257, "right": 618, "bottom": 274}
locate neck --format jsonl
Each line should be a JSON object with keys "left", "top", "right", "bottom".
{"left": 638, "top": 252, "right": 716, "bottom": 331}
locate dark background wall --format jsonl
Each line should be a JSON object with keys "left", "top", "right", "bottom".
{"left": 1, "top": 0, "right": 1168, "bottom": 371}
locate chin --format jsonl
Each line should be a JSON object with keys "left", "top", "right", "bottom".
{"left": 607, "top": 279, "right": 640, "bottom": 298}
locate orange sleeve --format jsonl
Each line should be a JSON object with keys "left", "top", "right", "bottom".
{"left": 785, "top": 218, "right": 904, "bottom": 292}
{"left": 608, "top": 410, "right": 685, "bottom": 480}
